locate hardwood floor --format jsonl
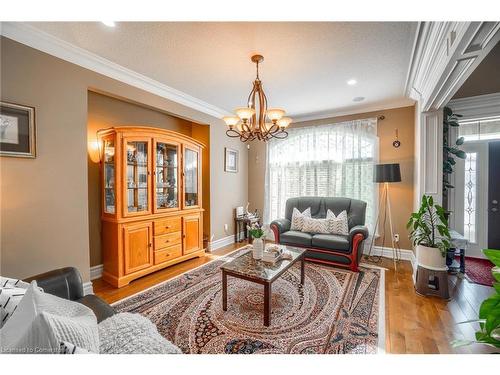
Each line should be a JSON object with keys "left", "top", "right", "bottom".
{"left": 93, "top": 241, "right": 497, "bottom": 354}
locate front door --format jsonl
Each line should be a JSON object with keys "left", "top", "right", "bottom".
{"left": 488, "top": 141, "right": 500, "bottom": 249}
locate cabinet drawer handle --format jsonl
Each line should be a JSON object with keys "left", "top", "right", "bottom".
{"left": 165, "top": 239, "right": 170, "bottom": 243}
{"left": 165, "top": 226, "right": 171, "bottom": 229}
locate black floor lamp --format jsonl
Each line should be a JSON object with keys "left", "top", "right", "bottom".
{"left": 366, "top": 163, "right": 402, "bottom": 269}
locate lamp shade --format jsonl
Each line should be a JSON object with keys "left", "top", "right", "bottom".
{"left": 374, "top": 163, "right": 401, "bottom": 183}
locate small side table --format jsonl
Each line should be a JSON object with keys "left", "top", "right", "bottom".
{"left": 234, "top": 216, "right": 260, "bottom": 243}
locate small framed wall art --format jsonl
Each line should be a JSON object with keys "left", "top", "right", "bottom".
{"left": 0, "top": 101, "right": 36, "bottom": 158}
{"left": 224, "top": 147, "right": 238, "bottom": 173}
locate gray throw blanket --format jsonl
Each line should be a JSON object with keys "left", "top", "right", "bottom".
{"left": 98, "top": 312, "right": 181, "bottom": 354}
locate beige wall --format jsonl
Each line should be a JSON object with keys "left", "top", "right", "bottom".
{"left": 249, "top": 106, "right": 415, "bottom": 249}
{"left": 0, "top": 37, "right": 248, "bottom": 281}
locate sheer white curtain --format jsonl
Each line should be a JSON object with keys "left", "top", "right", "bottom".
{"left": 263, "top": 118, "right": 379, "bottom": 232}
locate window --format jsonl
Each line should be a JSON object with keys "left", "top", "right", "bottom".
{"left": 463, "top": 152, "right": 477, "bottom": 243}
{"left": 264, "top": 118, "right": 379, "bottom": 232}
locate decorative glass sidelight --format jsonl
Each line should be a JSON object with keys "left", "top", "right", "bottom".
{"left": 463, "top": 152, "right": 477, "bottom": 243}
{"left": 103, "top": 139, "right": 116, "bottom": 214}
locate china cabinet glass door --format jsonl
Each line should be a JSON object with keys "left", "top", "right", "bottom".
{"left": 184, "top": 147, "right": 199, "bottom": 207}
{"left": 154, "top": 141, "right": 179, "bottom": 211}
{"left": 125, "top": 139, "right": 150, "bottom": 215}
{"left": 103, "top": 138, "right": 116, "bottom": 214}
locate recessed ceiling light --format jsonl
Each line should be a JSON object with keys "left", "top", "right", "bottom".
{"left": 102, "top": 21, "right": 116, "bottom": 27}
{"left": 353, "top": 96, "right": 365, "bottom": 102}
{"left": 347, "top": 79, "right": 357, "bottom": 86}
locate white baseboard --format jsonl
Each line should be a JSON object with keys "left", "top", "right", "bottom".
{"left": 208, "top": 232, "right": 247, "bottom": 252}
{"left": 208, "top": 235, "right": 235, "bottom": 252}
{"left": 90, "top": 264, "right": 104, "bottom": 280}
{"left": 83, "top": 281, "right": 94, "bottom": 295}
{"left": 364, "top": 245, "right": 416, "bottom": 265}
{"left": 364, "top": 245, "right": 417, "bottom": 284}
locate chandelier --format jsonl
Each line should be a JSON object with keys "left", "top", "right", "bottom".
{"left": 222, "top": 54, "right": 292, "bottom": 142}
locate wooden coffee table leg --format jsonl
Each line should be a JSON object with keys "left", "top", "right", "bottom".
{"left": 222, "top": 270, "right": 228, "bottom": 311}
{"left": 264, "top": 282, "right": 271, "bottom": 326}
{"left": 301, "top": 257, "right": 305, "bottom": 285}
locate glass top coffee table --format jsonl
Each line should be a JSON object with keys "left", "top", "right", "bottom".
{"left": 220, "top": 245, "right": 306, "bottom": 326}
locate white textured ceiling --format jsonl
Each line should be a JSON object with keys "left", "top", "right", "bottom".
{"left": 28, "top": 22, "right": 417, "bottom": 119}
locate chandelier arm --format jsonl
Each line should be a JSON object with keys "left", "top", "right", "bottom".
{"left": 248, "top": 82, "right": 258, "bottom": 132}
{"left": 268, "top": 129, "right": 288, "bottom": 139}
{"left": 257, "top": 83, "right": 267, "bottom": 134}
{"left": 226, "top": 129, "right": 243, "bottom": 138}
{"left": 266, "top": 123, "right": 279, "bottom": 135}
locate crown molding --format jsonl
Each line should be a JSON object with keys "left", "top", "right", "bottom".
{"left": 448, "top": 92, "right": 500, "bottom": 121}
{"left": 405, "top": 21, "right": 500, "bottom": 111}
{"left": 291, "top": 98, "right": 415, "bottom": 123}
{"left": 0, "top": 22, "right": 231, "bottom": 119}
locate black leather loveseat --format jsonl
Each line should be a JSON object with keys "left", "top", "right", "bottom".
{"left": 25, "top": 267, "right": 115, "bottom": 323}
{"left": 270, "top": 197, "right": 369, "bottom": 271}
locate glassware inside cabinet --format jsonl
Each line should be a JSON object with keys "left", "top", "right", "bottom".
{"left": 184, "top": 148, "right": 198, "bottom": 207}
{"left": 103, "top": 139, "right": 115, "bottom": 214}
{"left": 155, "top": 142, "right": 178, "bottom": 209}
{"left": 126, "top": 141, "right": 149, "bottom": 213}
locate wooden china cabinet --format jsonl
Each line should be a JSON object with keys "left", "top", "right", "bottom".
{"left": 97, "top": 127, "right": 204, "bottom": 287}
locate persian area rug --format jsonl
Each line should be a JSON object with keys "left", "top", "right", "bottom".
{"left": 113, "top": 248, "right": 385, "bottom": 354}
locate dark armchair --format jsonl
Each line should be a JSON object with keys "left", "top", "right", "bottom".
{"left": 270, "top": 197, "right": 369, "bottom": 272}
{"left": 24, "top": 267, "right": 115, "bottom": 323}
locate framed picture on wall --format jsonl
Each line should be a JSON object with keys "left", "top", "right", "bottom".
{"left": 224, "top": 147, "right": 238, "bottom": 173}
{"left": 0, "top": 101, "right": 36, "bottom": 158}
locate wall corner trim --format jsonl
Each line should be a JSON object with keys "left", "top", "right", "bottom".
{"left": 83, "top": 281, "right": 94, "bottom": 296}
{"left": 90, "top": 264, "right": 104, "bottom": 281}
{"left": 0, "top": 22, "right": 231, "bottom": 119}
{"left": 405, "top": 22, "right": 500, "bottom": 111}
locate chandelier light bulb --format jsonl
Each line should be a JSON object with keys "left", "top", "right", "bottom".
{"left": 277, "top": 117, "right": 292, "bottom": 129}
{"left": 222, "top": 116, "right": 240, "bottom": 128}
{"left": 266, "top": 108, "right": 286, "bottom": 122}
{"left": 235, "top": 107, "right": 256, "bottom": 121}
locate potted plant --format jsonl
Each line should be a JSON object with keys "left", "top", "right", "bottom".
{"left": 248, "top": 223, "right": 266, "bottom": 260}
{"left": 407, "top": 195, "right": 451, "bottom": 270}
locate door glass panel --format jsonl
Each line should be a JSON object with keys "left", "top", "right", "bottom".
{"left": 463, "top": 152, "right": 477, "bottom": 243}
{"left": 156, "top": 142, "right": 178, "bottom": 209}
{"left": 103, "top": 139, "right": 115, "bottom": 214}
{"left": 184, "top": 148, "right": 198, "bottom": 207}
{"left": 126, "top": 141, "right": 149, "bottom": 213}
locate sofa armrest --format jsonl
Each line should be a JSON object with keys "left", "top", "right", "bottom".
{"left": 270, "top": 219, "right": 291, "bottom": 234}
{"left": 349, "top": 225, "right": 369, "bottom": 244}
{"left": 24, "top": 267, "right": 84, "bottom": 301}
{"left": 270, "top": 219, "right": 291, "bottom": 243}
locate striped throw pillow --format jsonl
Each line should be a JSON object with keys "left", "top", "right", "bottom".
{"left": 326, "top": 210, "right": 349, "bottom": 235}
{"left": 290, "top": 207, "right": 311, "bottom": 231}
{"left": 301, "top": 217, "right": 331, "bottom": 234}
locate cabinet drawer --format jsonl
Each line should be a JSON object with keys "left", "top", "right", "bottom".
{"left": 154, "top": 245, "right": 182, "bottom": 265}
{"left": 154, "top": 231, "right": 181, "bottom": 250}
{"left": 154, "top": 217, "right": 182, "bottom": 235}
